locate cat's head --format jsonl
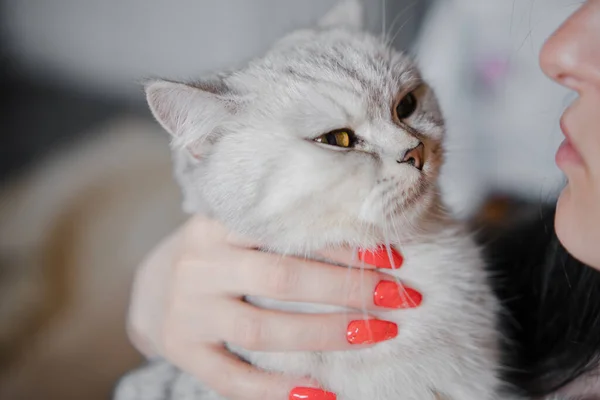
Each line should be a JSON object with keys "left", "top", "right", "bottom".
{"left": 145, "top": 0, "right": 446, "bottom": 251}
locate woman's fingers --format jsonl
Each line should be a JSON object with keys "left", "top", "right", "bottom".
{"left": 177, "top": 345, "right": 326, "bottom": 400}
{"left": 214, "top": 248, "right": 421, "bottom": 311}
{"left": 132, "top": 214, "right": 418, "bottom": 400}
{"left": 211, "top": 301, "right": 398, "bottom": 351}
{"left": 319, "top": 245, "right": 404, "bottom": 270}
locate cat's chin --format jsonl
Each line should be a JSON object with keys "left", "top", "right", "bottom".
{"left": 260, "top": 230, "right": 383, "bottom": 256}
{"left": 235, "top": 203, "right": 446, "bottom": 256}
{"left": 255, "top": 222, "right": 416, "bottom": 256}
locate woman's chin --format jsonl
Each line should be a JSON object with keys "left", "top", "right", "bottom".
{"left": 555, "top": 186, "right": 578, "bottom": 255}
{"left": 555, "top": 185, "right": 600, "bottom": 269}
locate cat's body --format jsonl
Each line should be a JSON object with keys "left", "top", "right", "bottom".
{"left": 243, "top": 227, "right": 499, "bottom": 400}
{"left": 117, "top": 223, "right": 500, "bottom": 400}
{"left": 115, "top": 1, "right": 505, "bottom": 399}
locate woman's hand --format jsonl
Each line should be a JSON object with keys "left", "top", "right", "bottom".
{"left": 126, "top": 214, "right": 421, "bottom": 400}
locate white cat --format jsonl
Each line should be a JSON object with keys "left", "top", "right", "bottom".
{"left": 115, "top": 1, "right": 508, "bottom": 399}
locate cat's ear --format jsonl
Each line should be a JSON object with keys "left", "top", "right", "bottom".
{"left": 145, "top": 79, "right": 232, "bottom": 158}
{"left": 318, "top": 0, "right": 364, "bottom": 31}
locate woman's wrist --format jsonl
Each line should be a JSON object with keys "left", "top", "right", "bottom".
{"left": 126, "top": 228, "right": 181, "bottom": 358}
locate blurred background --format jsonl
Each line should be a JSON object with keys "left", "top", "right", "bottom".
{"left": 0, "top": 0, "right": 580, "bottom": 399}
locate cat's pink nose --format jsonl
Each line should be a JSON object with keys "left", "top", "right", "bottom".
{"left": 398, "top": 143, "right": 424, "bottom": 170}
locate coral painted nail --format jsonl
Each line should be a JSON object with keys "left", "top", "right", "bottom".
{"left": 374, "top": 280, "right": 422, "bottom": 309}
{"left": 357, "top": 246, "right": 403, "bottom": 269}
{"left": 346, "top": 319, "right": 398, "bottom": 344}
{"left": 289, "top": 387, "right": 337, "bottom": 400}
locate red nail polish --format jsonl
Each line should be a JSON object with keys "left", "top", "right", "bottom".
{"left": 346, "top": 319, "right": 398, "bottom": 344}
{"left": 357, "top": 246, "right": 403, "bottom": 269}
{"left": 289, "top": 387, "right": 337, "bottom": 400}
{"left": 374, "top": 280, "right": 422, "bottom": 309}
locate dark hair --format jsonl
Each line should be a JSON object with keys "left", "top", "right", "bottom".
{"left": 475, "top": 198, "right": 600, "bottom": 397}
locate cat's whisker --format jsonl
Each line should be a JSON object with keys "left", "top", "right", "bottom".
{"left": 355, "top": 215, "right": 377, "bottom": 343}
{"left": 382, "top": 1, "right": 419, "bottom": 66}
{"left": 388, "top": 12, "right": 416, "bottom": 52}
{"left": 388, "top": 206, "right": 405, "bottom": 246}
{"left": 381, "top": 198, "right": 419, "bottom": 311}
{"left": 358, "top": 249, "right": 370, "bottom": 324}
{"left": 383, "top": 0, "right": 416, "bottom": 45}
{"left": 380, "top": 201, "right": 394, "bottom": 265}
{"left": 381, "top": 0, "right": 386, "bottom": 39}
{"left": 343, "top": 237, "right": 362, "bottom": 314}
{"left": 394, "top": 199, "right": 422, "bottom": 236}
{"left": 381, "top": 204, "right": 422, "bottom": 316}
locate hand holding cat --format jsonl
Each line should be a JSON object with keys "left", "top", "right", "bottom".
{"left": 126, "top": 214, "right": 421, "bottom": 400}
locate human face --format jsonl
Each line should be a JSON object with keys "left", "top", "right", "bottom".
{"left": 539, "top": 0, "right": 600, "bottom": 268}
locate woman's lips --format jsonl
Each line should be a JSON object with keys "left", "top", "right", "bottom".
{"left": 556, "top": 138, "right": 583, "bottom": 167}
{"left": 556, "top": 116, "right": 584, "bottom": 167}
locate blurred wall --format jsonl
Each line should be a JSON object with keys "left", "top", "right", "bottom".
{"left": 416, "top": 0, "right": 578, "bottom": 214}
{"left": 2, "top": 0, "right": 430, "bottom": 102}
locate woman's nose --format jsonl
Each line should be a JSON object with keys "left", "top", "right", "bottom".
{"left": 539, "top": 1, "right": 600, "bottom": 92}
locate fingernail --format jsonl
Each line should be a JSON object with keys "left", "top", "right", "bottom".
{"left": 289, "top": 387, "right": 337, "bottom": 400}
{"left": 374, "top": 280, "right": 422, "bottom": 309}
{"left": 346, "top": 319, "right": 398, "bottom": 344}
{"left": 357, "top": 246, "right": 403, "bottom": 269}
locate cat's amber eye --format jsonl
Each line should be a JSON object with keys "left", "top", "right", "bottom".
{"left": 395, "top": 92, "right": 417, "bottom": 120}
{"left": 314, "top": 129, "right": 354, "bottom": 148}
